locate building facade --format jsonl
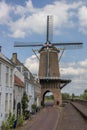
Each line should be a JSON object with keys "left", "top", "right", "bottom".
{"left": 11, "top": 53, "right": 41, "bottom": 112}
{"left": 0, "top": 52, "right": 14, "bottom": 126}
{"left": 14, "top": 68, "right": 25, "bottom": 117}
{"left": 0, "top": 51, "right": 41, "bottom": 127}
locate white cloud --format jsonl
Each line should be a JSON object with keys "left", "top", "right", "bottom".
{"left": 60, "top": 59, "right": 87, "bottom": 95}
{"left": 1, "top": 0, "right": 87, "bottom": 37}
{"left": 25, "top": 54, "right": 39, "bottom": 75}
{"left": 78, "top": 6, "right": 87, "bottom": 34}
{"left": 79, "top": 58, "right": 87, "bottom": 67}
{"left": 0, "top": 1, "right": 12, "bottom": 24}
{"left": 7, "top": 0, "right": 84, "bottom": 38}
{"left": 61, "top": 67, "right": 86, "bottom": 76}
{"left": 11, "top": 29, "right": 26, "bottom": 38}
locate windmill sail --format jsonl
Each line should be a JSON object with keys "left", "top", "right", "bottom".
{"left": 46, "top": 15, "right": 53, "bottom": 43}
{"left": 14, "top": 42, "right": 43, "bottom": 47}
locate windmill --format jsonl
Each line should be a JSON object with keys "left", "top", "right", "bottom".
{"left": 14, "top": 15, "right": 83, "bottom": 105}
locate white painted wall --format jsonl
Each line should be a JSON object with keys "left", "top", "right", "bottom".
{"left": 25, "top": 82, "right": 35, "bottom": 112}
{"left": 0, "top": 61, "right": 14, "bottom": 127}
{"left": 14, "top": 68, "right": 24, "bottom": 81}
{"left": 13, "top": 69, "right": 25, "bottom": 118}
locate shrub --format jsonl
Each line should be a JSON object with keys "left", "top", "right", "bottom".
{"left": 21, "top": 92, "right": 29, "bottom": 119}
{"left": 1, "top": 121, "right": 10, "bottom": 130}
{"left": 7, "top": 113, "right": 15, "bottom": 128}
{"left": 1, "top": 113, "right": 15, "bottom": 130}
{"left": 32, "top": 104, "right": 36, "bottom": 109}
{"left": 24, "top": 110, "right": 31, "bottom": 120}
{"left": 17, "top": 114, "right": 24, "bottom": 127}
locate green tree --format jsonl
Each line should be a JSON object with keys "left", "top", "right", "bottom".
{"left": 84, "top": 89, "right": 87, "bottom": 93}
{"left": 80, "top": 90, "right": 87, "bottom": 100}
{"left": 62, "top": 93, "right": 70, "bottom": 100}
{"left": 21, "top": 91, "right": 29, "bottom": 118}
{"left": 72, "top": 93, "right": 75, "bottom": 99}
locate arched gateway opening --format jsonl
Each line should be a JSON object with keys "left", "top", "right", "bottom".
{"left": 43, "top": 91, "right": 54, "bottom": 106}
{"left": 41, "top": 81, "right": 62, "bottom": 106}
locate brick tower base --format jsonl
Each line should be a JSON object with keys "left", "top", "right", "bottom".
{"left": 40, "top": 80, "right": 62, "bottom": 106}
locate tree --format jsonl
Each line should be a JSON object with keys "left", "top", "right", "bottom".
{"left": 21, "top": 91, "right": 29, "bottom": 117}
{"left": 84, "top": 89, "right": 87, "bottom": 93}
{"left": 62, "top": 93, "right": 70, "bottom": 100}
{"left": 80, "top": 89, "right": 87, "bottom": 100}
{"left": 72, "top": 93, "right": 75, "bottom": 99}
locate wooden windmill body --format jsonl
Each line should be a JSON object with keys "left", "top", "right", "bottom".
{"left": 14, "top": 16, "right": 83, "bottom": 106}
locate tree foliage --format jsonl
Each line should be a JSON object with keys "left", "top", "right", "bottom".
{"left": 80, "top": 89, "right": 87, "bottom": 100}
{"left": 21, "top": 91, "right": 29, "bottom": 116}
{"left": 62, "top": 93, "right": 70, "bottom": 100}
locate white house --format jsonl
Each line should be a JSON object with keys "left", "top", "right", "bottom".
{"left": 13, "top": 68, "right": 25, "bottom": 117}
{"left": 0, "top": 50, "right": 41, "bottom": 128}
{"left": 11, "top": 53, "right": 36, "bottom": 112}
{"left": 0, "top": 51, "right": 14, "bottom": 127}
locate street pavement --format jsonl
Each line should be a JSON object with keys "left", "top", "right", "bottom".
{"left": 57, "top": 103, "right": 87, "bottom": 130}
{"left": 15, "top": 106, "right": 59, "bottom": 130}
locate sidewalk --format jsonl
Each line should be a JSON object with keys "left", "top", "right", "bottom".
{"left": 12, "top": 109, "right": 45, "bottom": 130}
{"left": 57, "top": 103, "right": 87, "bottom": 130}
{"left": 71, "top": 102, "right": 87, "bottom": 119}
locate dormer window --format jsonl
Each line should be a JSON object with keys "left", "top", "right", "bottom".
{"left": 16, "top": 66, "right": 23, "bottom": 73}
{"left": 24, "top": 71, "right": 30, "bottom": 79}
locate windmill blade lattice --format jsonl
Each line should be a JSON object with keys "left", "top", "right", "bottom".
{"left": 46, "top": 15, "right": 53, "bottom": 43}
{"left": 52, "top": 42, "right": 83, "bottom": 49}
{"left": 14, "top": 41, "right": 43, "bottom": 47}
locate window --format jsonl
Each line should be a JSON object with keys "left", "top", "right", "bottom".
{"left": 5, "top": 93, "right": 8, "bottom": 113}
{"left": 0, "top": 63, "right": 1, "bottom": 83}
{"left": 24, "top": 71, "right": 30, "bottom": 79}
{"left": 0, "top": 93, "right": 1, "bottom": 105}
{"left": 25, "top": 82, "right": 28, "bottom": 92}
{"left": 9, "top": 94, "right": 12, "bottom": 112}
{"left": 6, "top": 66, "right": 9, "bottom": 86}
{"left": 10, "top": 69, "right": 13, "bottom": 87}
{"left": 0, "top": 93, "right": 1, "bottom": 112}
{"left": 16, "top": 66, "right": 23, "bottom": 72}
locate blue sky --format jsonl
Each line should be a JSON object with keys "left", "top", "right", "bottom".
{"left": 0, "top": 0, "right": 87, "bottom": 95}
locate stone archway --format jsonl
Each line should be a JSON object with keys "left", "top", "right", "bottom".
{"left": 41, "top": 87, "right": 62, "bottom": 106}
{"left": 43, "top": 90, "right": 54, "bottom": 106}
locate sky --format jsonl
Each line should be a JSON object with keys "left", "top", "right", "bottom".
{"left": 0, "top": 0, "right": 87, "bottom": 95}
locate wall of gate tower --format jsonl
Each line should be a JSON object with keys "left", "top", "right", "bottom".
{"left": 40, "top": 81, "right": 62, "bottom": 105}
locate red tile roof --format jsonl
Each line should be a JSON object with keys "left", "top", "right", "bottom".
{"left": 14, "top": 75, "right": 24, "bottom": 88}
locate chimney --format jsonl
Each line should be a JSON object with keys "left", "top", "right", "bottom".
{"left": 12, "top": 53, "right": 17, "bottom": 64}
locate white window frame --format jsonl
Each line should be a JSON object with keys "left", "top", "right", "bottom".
{"left": 5, "top": 93, "right": 8, "bottom": 114}
{"left": 10, "top": 69, "right": 13, "bottom": 87}
{"left": 6, "top": 66, "right": 9, "bottom": 87}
